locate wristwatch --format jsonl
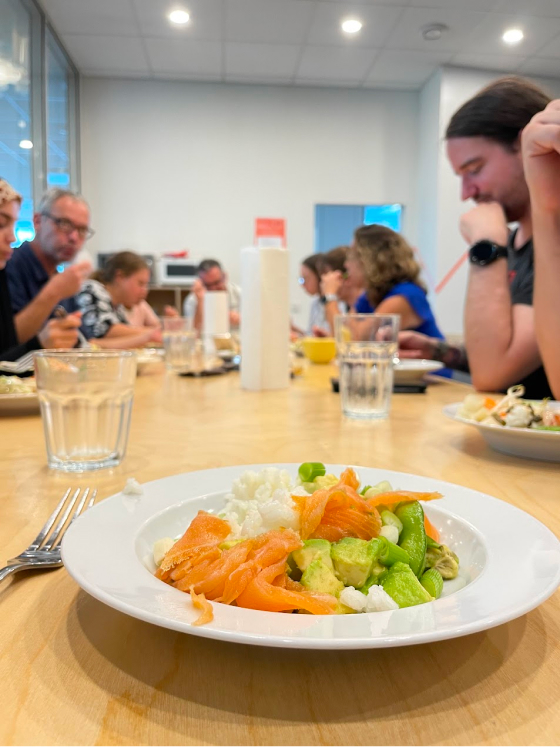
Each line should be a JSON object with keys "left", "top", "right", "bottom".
{"left": 324, "top": 293, "right": 338, "bottom": 303}
{"left": 468, "top": 240, "right": 508, "bottom": 266}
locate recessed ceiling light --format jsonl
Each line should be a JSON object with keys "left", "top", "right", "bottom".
{"left": 168, "top": 9, "right": 190, "bottom": 25}
{"left": 19, "top": 139, "right": 33, "bottom": 149}
{"left": 341, "top": 19, "right": 363, "bottom": 34}
{"left": 421, "top": 23, "right": 449, "bottom": 41}
{"left": 503, "top": 28, "right": 524, "bottom": 44}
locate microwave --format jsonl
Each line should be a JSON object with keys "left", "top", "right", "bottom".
{"left": 97, "top": 253, "right": 157, "bottom": 285}
{"left": 156, "top": 258, "right": 198, "bottom": 287}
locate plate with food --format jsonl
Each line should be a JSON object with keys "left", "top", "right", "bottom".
{"left": 0, "top": 375, "right": 39, "bottom": 414}
{"left": 394, "top": 359, "right": 444, "bottom": 384}
{"left": 443, "top": 386, "right": 560, "bottom": 462}
{"left": 62, "top": 462, "right": 560, "bottom": 649}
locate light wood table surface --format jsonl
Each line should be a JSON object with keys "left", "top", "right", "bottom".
{"left": 1, "top": 364, "right": 558, "bottom": 746}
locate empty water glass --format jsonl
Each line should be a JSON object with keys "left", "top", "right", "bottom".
{"left": 162, "top": 317, "right": 196, "bottom": 372}
{"left": 34, "top": 350, "right": 137, "bottom": 471}
{"left": 335, "top": 314, "right": 400, "bottom": 420}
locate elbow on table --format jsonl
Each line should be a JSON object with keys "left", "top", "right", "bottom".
{"left": 469, "top": 368, "right": 512, "bottom": 394}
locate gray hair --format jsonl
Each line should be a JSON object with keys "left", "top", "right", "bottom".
{"left": 36, "top": 188, "right": 89, "bottom": 215}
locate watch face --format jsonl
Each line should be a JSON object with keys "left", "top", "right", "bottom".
{"left": 473, "top": 241, "right": 494, "bottom": 264}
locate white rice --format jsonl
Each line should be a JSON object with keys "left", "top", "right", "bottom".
{"left": 221, "top": 468, "right": 306, "bottom": 539}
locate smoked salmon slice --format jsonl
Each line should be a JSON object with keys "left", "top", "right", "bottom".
{"left": 298, "top": 480, "right": 381, "bottom": 541}
{"left": 159, "top": 511, "right": 231, "bottom": 574}
{"left": 236, "top": 559, "right": 337, "bottom": 615}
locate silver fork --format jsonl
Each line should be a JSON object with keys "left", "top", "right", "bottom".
{"left": 0, "top": 487, "right": 97, "bottom": 582}
{"left": 0, "top": 351, "right": 35, "bottom": 375}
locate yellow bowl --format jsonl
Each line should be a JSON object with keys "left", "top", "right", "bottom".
{"left": 301, "top": 337, "right": 337, "bottom": 364}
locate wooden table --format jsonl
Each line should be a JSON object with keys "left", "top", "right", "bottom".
{"left": 1, "top": 365, "right": 558, "bottom": 746}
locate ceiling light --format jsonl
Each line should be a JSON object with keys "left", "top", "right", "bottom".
{"left": 421, "top": 23, "right": 449, "bottom": 41}
{"left": 341, "top": 19, "right": 363, "bottom": 34}
{"left": 503, "top": 28, "right": 524, "bottom": 44}
{"left": 168, "top": 9, "right": 190, "bottom": 25}
{"left": 19, "top": 140, "right": 33, "bottom": 149}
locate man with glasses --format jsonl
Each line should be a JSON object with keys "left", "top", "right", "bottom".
{"left": 6, "top": 188, "right": 93, "bottom": 344}
{"left": 183, "top": 258, "right": 241, "bottom": 332}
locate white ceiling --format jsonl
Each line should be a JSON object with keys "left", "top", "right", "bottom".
{"left": 38, "top": 0, "right": 560, "bottom": 89}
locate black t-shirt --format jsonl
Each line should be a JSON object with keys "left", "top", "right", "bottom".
{"left": 0, "top": 269, "right": 40, "bottom": 364}
{"left": 507, "top": 234, "right": 553, "bottom": 400}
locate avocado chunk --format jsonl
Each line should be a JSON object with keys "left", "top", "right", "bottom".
{"left": 301, "top": 559, "right": 344, "bottom": 597}
{"left": 381, "top": 561, "right": 433, "bottom": 608}
{"left": 424, "top": 543, "right": 459, "bottom": 580}
{"left": 331, "top": 537, "right": 377, "bottom": 588}
{"left": 292, "top": 539, "right": 333, "bottom": 573}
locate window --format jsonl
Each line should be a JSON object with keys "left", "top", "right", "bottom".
{"left": 0, "top": 0, "right": 34, "bottom": 244}
{"left": 0, "top": 0, "right": 79, "bottom": 246}
{"left": 315, "top": 203, "right": 403, "bottom": 254}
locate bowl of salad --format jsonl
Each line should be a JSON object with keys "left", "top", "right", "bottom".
{"left": 61, "top": 462, "right": 560, "bottom": 649}
{"left": 443, "top": 386, "right": 560, "bottom": 462}
{"left": 0, "top": 375, "right": 39, "bottom": 415}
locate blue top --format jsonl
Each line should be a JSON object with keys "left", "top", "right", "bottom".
{"left": 6, "top": 241, "right": 80, "bottom": 317}
{"left": 355, "top": 281, "right": 443, "bottom": 339}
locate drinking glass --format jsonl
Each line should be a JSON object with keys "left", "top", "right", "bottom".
{"left": 335, "top": 314, "right": 400, "bottom": 420}
{"left": 34, "top": 350, "right": 137, "bottom": 471}
{"left": 162, "top": 317, "right": 196, "bottom": 372}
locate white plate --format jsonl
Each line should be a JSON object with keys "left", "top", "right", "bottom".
{"left": 444, "top": 402, "right": 560, "bottom": 462}
{"left": 0, "top": 391, "right": 39, "bottom": 415}
{"left": 394, "top": 359, "right": 444, "bottom": 384}
{"left": 62, "top": 464, "right": 560, "bottom": 650}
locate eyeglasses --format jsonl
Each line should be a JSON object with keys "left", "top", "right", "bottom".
{"left": 42, "top": 212, "right": 95, "bottom": 240}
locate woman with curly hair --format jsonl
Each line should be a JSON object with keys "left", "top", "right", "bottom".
{"left": 345, "top": 224, "right": 443, "bottom": 338}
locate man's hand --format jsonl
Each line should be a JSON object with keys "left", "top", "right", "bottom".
{"left": 163, "top": 305, "right": 179, "bottom": 318}
{"left": 398, "top": 331, "right": 437, "bottom": 359}
{"left": 320, "top": 271, "right": 342, "bottom": 298}
{"left": 46, "top": 261, "right": 91, "bottom": 302}
{"left": 192, "top": 278, "right": 205, "bottom": 301}
{"left": 148, "top": 327, "right": 163, "bottom": 344}
{"left": 38, "top": 312, "right": 81, "bottom": 349}
{"left": 229, "top": 310, "right": 240, "bottom": 327}
{"left": 460, "top": 203, "right": 509, "bottom": 247}
{"left": 522, "top": 100, "right": 560, "bottom": 213}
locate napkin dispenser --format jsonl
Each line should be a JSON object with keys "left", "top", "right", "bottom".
{"left": 240, "top": 247, "right": 290, "bottom": 391}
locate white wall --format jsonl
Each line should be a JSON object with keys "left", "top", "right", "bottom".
{"left": 81, "top": 78, "right": 419, "bottom": 329}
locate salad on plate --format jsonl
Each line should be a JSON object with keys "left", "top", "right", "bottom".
{"left": 0, "top": 375, "right": 36, "bottom": 394}
{"left": 458, "top": 385, "right": 560, "bottom": 431}
{"left": 153, "top": 463, "right": 459, "bottom": 625}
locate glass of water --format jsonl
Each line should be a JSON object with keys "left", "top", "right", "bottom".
{"left": 34, "top": 350, "right": 137, "bottom": 471}
{"left": 335, "top": 314, "right": 400, "bottom": 420}
{"left": 162, "top": 316, "right": 196, "bottom": 372}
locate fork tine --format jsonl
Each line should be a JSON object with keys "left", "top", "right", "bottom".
{"left": 52, "top": 488, "right": 97, "bottom": 551}
{"left": 28, "top": 488, "right": 72, "bottom": 551}
{"left": 42, "top": 488, "right": 81, "bottom": 551}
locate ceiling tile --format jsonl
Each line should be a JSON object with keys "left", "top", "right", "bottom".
{"left": 409, "top": 0, "right": 501, "bottom": 9}
{"left": 132, "top": 0, "right": 224, "bottom": 40}
{"left": 458, "top": 13, "right": 560, "bottom": 57}
{"left": 296, "top": 45, "right": 378, "bottom": 81}
{"left": 225, "top": 74, "right": 293, "bottom": 84}
{"left": 495, "top": 0, "right": 560, "bottom": 17}
{"left": 384, "top": 7, "right": 488, "bottom": 52}
{"left": 534, "top": 32, "right": 560, "bottom": 58}
{"left": 62, "top": 35, "right": 149, "bottom": 73}
{"left": 225, "top": 43, "right": 300, "bottom": 77}
{"left": 145, "top": 38, "right": 222, "bottom": 76}
{"left": 225, "top": 0, "right": 316, "bottom": 44}
{"left": 306, "top": 3, "right": 404, "bottom": 48}
{"left": 365, "top": 48, "right": 453, "bottom": 86}
{"left": 294, "top": 78, "right": 361, "bottom": 89}
{"left": 450, "top": 52, "right": 525, "bottom": 73}
{"left": 40, "top": 0, "right": 139, "bottom": 36}
{"left": 517, "top": 56, "right": 560, "bottom": 77}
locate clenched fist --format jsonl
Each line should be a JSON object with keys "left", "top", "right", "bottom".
{"left": 38, "top": 312, "right": 82, "bottom": 349}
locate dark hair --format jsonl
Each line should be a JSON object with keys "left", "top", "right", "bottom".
{"left": 445, "top": 76, "right": 551, "bottom": 149}
{"left": 322, "top": 246, "right": 349, "bottom": 274}
{"left": 301, "top": 254, "right": 324, "bottom": 282}
{"left": 353, "top": 225, "right": 425, "bottom": 307}
{"left": 197, "top": 259, "right": 223, "bottom": 275}
{"left": 92, "top": 251, "right": 149, "bottom": 284}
